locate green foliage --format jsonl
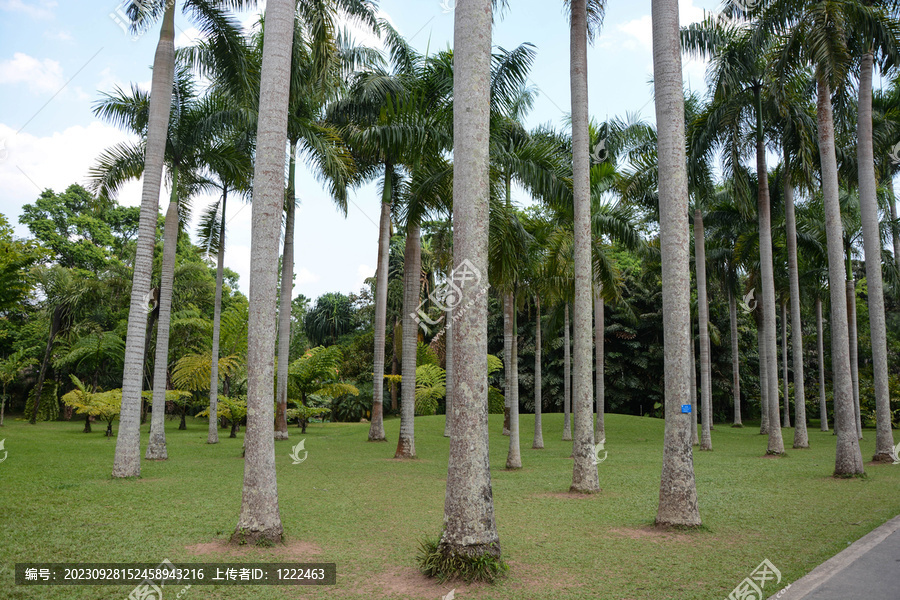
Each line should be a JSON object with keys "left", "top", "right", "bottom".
{"left": 286, "top": 404, "right": 331, "bottom": 425}
{"left": 60, "top": 375, "right": 122, "bottom": 434}
{"left": 416, "top": 341, "right": 439, "bottom": 367}
{"left": 304, "top": 292, "right": 356, "bottom": 347}
{"left": 0, "top": 213, "right": 43, "bottom": 315}
{"left": 197, "top": 395, "right": 246, "bottom": 423}
{"left": 488, "top": 386, "right": 506, "bottom": 414}
{"left": 25, "top": 380, "right": 58, "bottom": 422}
{"left": 416, "top": 536, "right": 508, "bottom": 584}
{"left": 171, "top": 352, "right": 242, "bottom": 393}
{"left": 414, "top": 363, "right": 445, "bottom": 416}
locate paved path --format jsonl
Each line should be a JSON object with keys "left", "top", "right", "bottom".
{"left": 768, "top": 514, "right": 900, "bottom": 600}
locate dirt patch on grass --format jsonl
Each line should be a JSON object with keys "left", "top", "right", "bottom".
{"left": 185, "top": 538, "right": 323, "bottom": 559}
{"left": 532, "top": 491, "right": 602, "bottom": 500}
{"left": 369, "top": 566, "right": 484, "bottom": 599}
{"left": 609, "top": 525, "right": 693, "bottom": 542}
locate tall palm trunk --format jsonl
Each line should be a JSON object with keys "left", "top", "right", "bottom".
{"left": 395, "top": 223, "right": 420, "bottom": 459}
{"left": 506, "top": 295, "right": 521, "bottom": 469}
{"left": 781, "top": 301, "right": 790, "bottom": 428}
{"left": 444, "top": 317, "right": 454, "bottom": 437}
{"left": 275, "top": 142, "right": 298, "bottom": 441}
{"left": 232, "top": 0, "right": 293, "bottom": 545}
{"left": 146, "top": 185, "right": 180, "bottom": 461}
{"left": 208, "top": 189, "right": 227, "bottom": 445}
{"left": 533, "top": 295, "right": 544, "bottom": 449}
{"left": 846, "top": 279, "right": 862, "bottom": 439}
{"left": 816, "top": 297, "right": 828, "bottom": 431}
{"left": 652, "top": 0, "right": 701, "bottom": 526}
{"left": 370, "top": 163, "right": 392, "bottom": 442}
{"left": 569, "top": 0, "right": 597, "bottom": 493}
{"left": 562, "top": 303, "right": 572, "bottom": 441}
{"left": 890, "top": 178, "right": 900, "bottom": 272}
{"left": 438, "top": 0, "right": 501, "bottom": 562}
{"left": 758, "top": 311, "right": 769, "bottom": 435}
{"left": 391, "top": 316, "right": 399, "bottom": 411}
{"left": 594, "top": 285, "right": 604, "bottom": 441}
{"left": 728, "top": 289, "right": 741, "bottom": 426}
{"left": 857, "top": 51, "right": 894, "bottom": 461}
{"left": 756, "top": 115, "right": 784, "bottom": 455}
{"left": 816, "top": 73, "right": 864, "bottom": 476}
{"left": 784, "top": 161, "right": 807, "bottom": 446}
{"left": 695, "top": 210, "right": 712, "bottom": 450}
{"left": 113, "top": 2, "right": 175, "bottom": 478}
{"left": 30, "top": 305, "right": 65, "bottom": 423}
{"left": 690, "top": 325, "right": 698, "bottom": 446}
{"left": 502, "top": 292, "right": 513, "bottom": 436}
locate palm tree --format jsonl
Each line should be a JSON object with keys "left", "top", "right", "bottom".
{"left": 0, "top": 348, "right": 36, "bottom": 426}
{"left": 652, "top": 0, "right": 701, "bottom": 527}
{"left": 232, "top": 0, "right": 294, "bottom": 546}
{"left": 435, "top": 0, "right": 503, "bottom": 572}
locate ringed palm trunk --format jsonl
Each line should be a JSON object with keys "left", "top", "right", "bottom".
{"left": 370, "top": 163, "right": 392, "bottom": 442}
{"left": 756, "top": 124, "right": 784, "bottom": 455}
{"left": 146, "top": 188, "right": 180, "bottom": 461}
{"left": 594, "top": 284, "right": 604, "bottom": 441}
{"left": 533, "top": 295, "right": 544, "bottom": 449}
{"left": 232, "top": 0, "right": 293, "bottom": 545}
{"left": 506, "top": 297, "right": 521, "bottom": 469}
{"left": 695, "top": 210, "right": 712, "bottom": 451}
{"left": 112, "top": 2, "right": 175, "bottom": 478}
{"left": 846, "top": 279, "right": 862, "bottom": 440}
{"left": 758, "top": 309, "right": 769, "bottom": 435}
{"left": 208, "top": 189, "right": 227, "bottom": 445}
{"left": 275, "top": 142, "right": 298, "bottom": 442}
{"left": 816, "top": 73, "right": 864, "bottom": 476}
{"left": 502, "top": 292, "right": 512, "bottom": 436}
{"left": 443, "top": 314, "right": 454, "bottom": 438}
{"left": 816, "top": 297, "right": 828, "bottom": 431}
{"left": 890, "top": 178, "right": 900, "bottom": 272}
{"left": 652, "top": 0, "right": 700, "bottom": 526}
{"left": 784, "top": 162, "right": 807, "bottom": 447}
{"left": 857, "top": 50, "right": 895, "bottom": 461}
{"left": 728, "top": 289, "right": 742, "bottom": 426}
{"left": 781, "top": 301, "right": 790, "bottom": 428}
{"left": 395, "top": 222, "right": 420, "bottom": 459}
{"left": 690, "top": 325, "right": 698, "bottom": 446}
{"left": 438, "top": 0, "right": 501, "bottom": 562}
{"left": 562, "top": 303, "right": 572, "bottom": 441}
{"left": 391, "top": 317, "right": 399, "bottom": 411}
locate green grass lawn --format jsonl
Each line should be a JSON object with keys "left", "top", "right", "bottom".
{"left": 0, "top": 412, "right": 897, "bottom": 600}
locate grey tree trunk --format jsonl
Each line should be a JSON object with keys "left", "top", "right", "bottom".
{"left": 728, "top": 289, "right": 742, "bottom": 426}
{"left": 146, "top": 195, "right": 179, "bottom": 461}
{"left": 533, "top": 295, "right": 544, "bottom": 449}
{"left": 506, "top": 297, "right": 521, "bottom": 469}
{"left": 444, "top": 315, "right": 454, "bottom": 438}
{"left": 695, "top": 210, "right": 712, "bottom": 451}
{"left": 652, "top": 0, "right": 701, "bottom": 526}
{"left": 816, "top": 297, "right": 828, "bottom": 431}
{"left": 208, "top": 189, "right": 227, "bottom": 445}
{"left": 690, "top": 326, "right": 698, "bottom": 446}
{"left": 846, "top": 280, "right": 862, "bottom": 440}
{"left": 371, "top": 169, "right": 391, "bottom": 442}
{"left": 594, "top": 285, "right": 604, "bottom": 441}
{"left": 781, "top": 302, "right": 790, "bottom": 428}
{"left": 502, "top": 292, "right": 512, "bottom": 436}
{"left": 232, "top": 0, "right": 293, "bottom": 545}
{"left": 438, "top": 0, "right": 501, "bottom": 561}
{"left": 857, "top": 51, "right": 895, "bottom": 461}
{"left": 395, "top": 223, "right": 420, "bottom": 459}
{"left": 562, "top": 303, "right": 572, "bottom": 441}
{"left": 757, "top": 131, "right": 784, "bottom": 455}
{"left": 816, "top": 74, "right": 864, "bottom": 476}
{"left": 113, "top": 3, "right": 175, "bottom": 478}
{"left": 758, "top": 311, "right": 769, "bottom": 435}
{"left": 890, "top": 178, "right": 900, "bottom": 272}
{"left": 784, "top": 163, "right": 807, "bottom": 447}
{"left": 275, "top": 144, "right": 297, "bottom": 442}
{"left": 569, "top": 0, "right": 598, "bottom": 493}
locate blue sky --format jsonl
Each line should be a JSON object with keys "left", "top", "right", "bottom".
{"left": 0, "top": 0, "right": 723, "bottom": 299}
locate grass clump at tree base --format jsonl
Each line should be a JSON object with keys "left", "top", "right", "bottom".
{"left": 417, "top": 536, "right": 508, "bottom": 583}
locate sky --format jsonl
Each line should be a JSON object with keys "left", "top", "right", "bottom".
{"left": 0, "top": 0, "right": 726, "bottom": 300}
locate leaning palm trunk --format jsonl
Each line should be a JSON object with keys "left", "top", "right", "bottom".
{"left": 652, "top": 0, "right": 701, "bottom": 526}
{"left": 816, "top": 74, "right": 864, "bottom": 476}
{"left": 208, "top": 189, "right": 227, "bottom": 445}
{"left": 395, "top": 223, "right": 420, "bottom": 459}
{"left": 113, "top": 3, "right": 175, "bottom": 478}
{"left": 695, "top": 210, "right": 712, "bottom": 451}
{"left": 232, "top": 0, "right": 293, "bottom": 545}
{"left": 533, "top": 295, "right": 544, "bottom": 449}
{"left": 275, "top": 143, "right": 298, "bottom": 441}
{"left": 816, "top": 297, "right": 828, "bottom": 431}
{"left": 857, "top": 51, "right": 894, "bottom": 461}
{"left": 690, "top": 327, "right": 698, "bottom": 446}
{"left": 846, "top": 280, "right": 862, "bottom": 440}
{"left": 781, "top": 302, "right": 790, "bottom": 428}
{"left": 562, "top": 303, "right": 572, "bottom": 441}
{"left": 443, "top": 316, "right": 454, "bottom": 438}
{"left": 757, "top": 131, "right": 784, "bottom": 455}
{"left": 784, "top": 163, "right": 807, "bottom": 447}
{"left": 371, "top": 169, "right": 391, "bottom": 442}
{"left": 146, "top": 193, "right": 180, "bottom": 461}
{"left": 506, "top": 299, "right": 521, "bottom": 469}
{"left": 728, "top": 289, "right": 741, "bottom": 426}
{"left": 569, "top": 0, "right": 597, "bottom": 493}
{"left": 502, "top": 292, "right": 513, "bottom": 436}
{"left": 594, "top": 285, "right": 604, "bottom": 441}
{"left": 438, "top": 0, "right": 502, "bottom": 563}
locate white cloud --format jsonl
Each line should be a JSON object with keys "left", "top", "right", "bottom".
{"left": 42, "top": 29, "right": 72, "bottom": 41}
{"left": 0, "top": 52, "right": 64, "bottom": 94}
{"left": 0, "top": 0, "right": 57, "bottom": 20}
{"left": 175, "top": 26, "right": 204, "bottom": 49}
{"left": 355, "top": 263, "right": 375, "bottom": 289}
{"left": 615, "top": 0, "right": 709, "bottom": 52}
{"left": 296, "top": 267, "right": 321, "bottom": 286}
